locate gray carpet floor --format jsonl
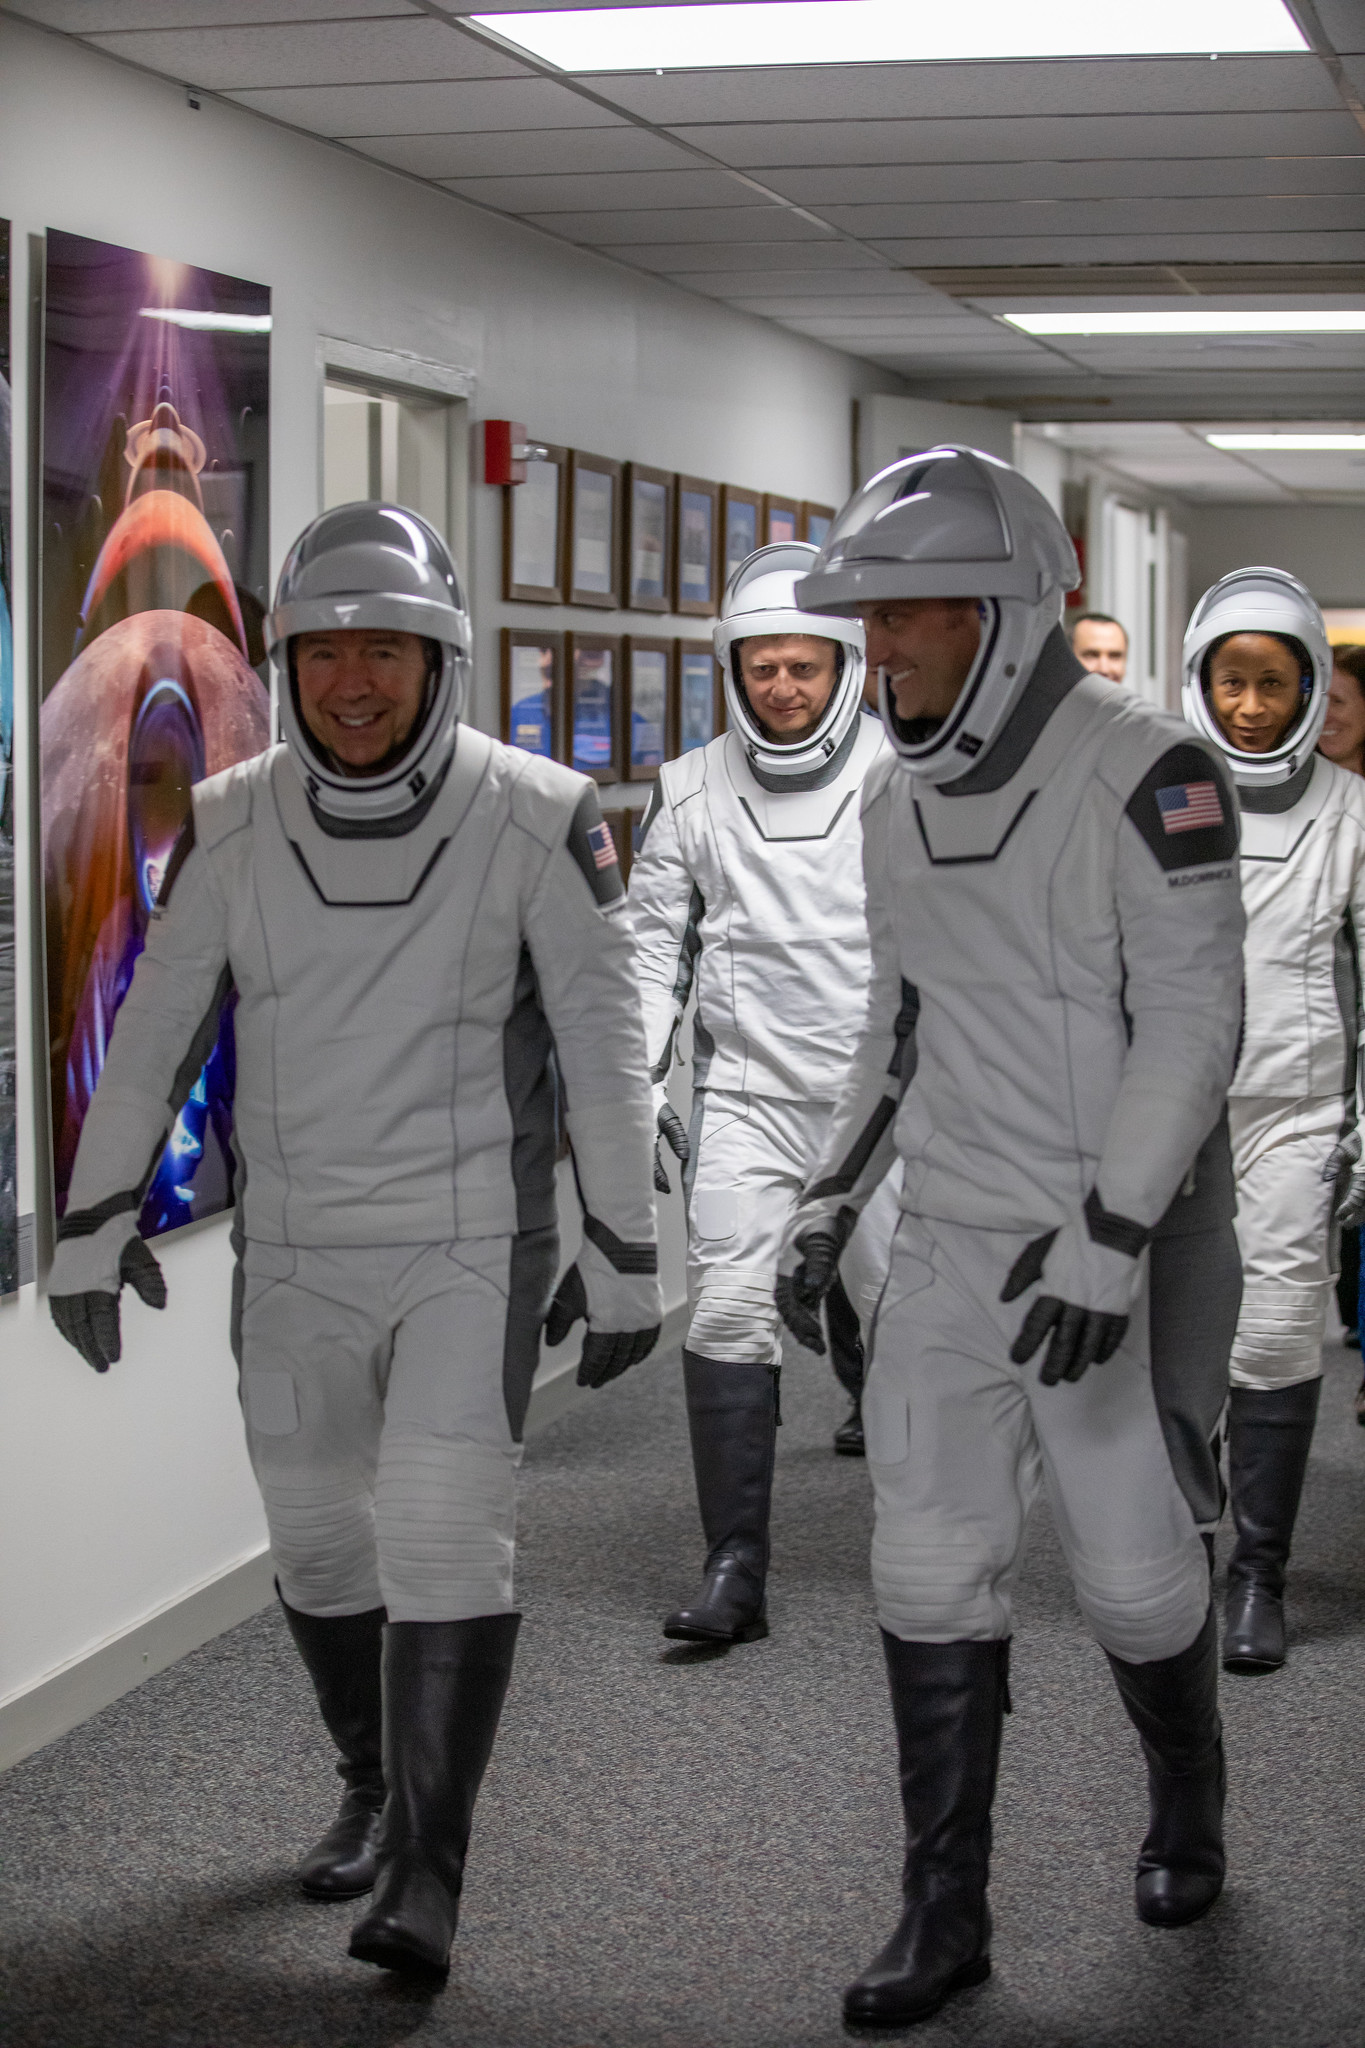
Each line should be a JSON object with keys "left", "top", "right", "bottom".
{"left": 1, "top": 1339, "right": 1363, "bottom": 2048}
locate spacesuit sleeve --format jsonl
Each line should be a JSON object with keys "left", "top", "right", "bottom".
{"left": 1098, "top": 742, "right": 1245, "bottom": 1235}
{"left": 62, "top": 818, "right": 233, "bottom": 1227}
{"left": 1344, "top": 811, "right": 1365, "bottom": 1121}
{"left": 626, "top": 779, "right": 704, "bottom": 1083}
{"left": 798, "top": 781, "right": 916, "bottom": 1219}
{"left": 524, "top": 788, "right": 658, "bottom": 1259}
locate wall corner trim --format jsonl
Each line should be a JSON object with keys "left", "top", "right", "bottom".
{"left": 319, "top": 337, "right": 476, "bottom": 400}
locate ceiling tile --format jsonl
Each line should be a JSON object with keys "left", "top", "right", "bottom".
{"left": 672, "top": 111, "right": 1364, "bottom": 169}
{"left": 522, "top": 204, "right": 834, "bottom": 245}
{"left": 358, "top": 128, "right": 694, "bottom": 178}
{"left": 83, "top": 18, "right": 527, "bottom": 90}
{"left": 592, "top": 56, "right": 1339, "bottom": 128}
{"left": 824, "top": 195, "right": 1365, "bottom": 239}
{"left": 225, "top": 76, "right": 613, "bottom": 136}
{"left": 613, "top": 240, "right": 884, "bottom": 274}
{"left": 8, "top": 0, "right": 415, "bottom": 22}
{"left": 1315, "top": 2, "right": 1365, "bottom": 53}
{"left": 442, "top": 168, "right": 757, "bottom": 211}
{"left": 764, "top": 157, "right": 1365, "bottom": 209}
{"left": 868, "top": 233, "right": 1365, "bottom": 266}
{"left": 706, "top": 269, "right": 944, "bottom": 299}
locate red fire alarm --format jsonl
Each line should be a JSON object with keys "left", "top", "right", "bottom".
{"left": 486, "top": 419, "right": 550, "bottom": 487}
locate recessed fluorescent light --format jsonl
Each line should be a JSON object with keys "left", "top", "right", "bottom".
{"left": 473, "top": 0, "right": 1303, "bottom": 72}
{"left": 140, "top": 308, "right": 271, "bottom": 333}
{"left": 1206, "top": 433, "right": 1365, "bottom": 450}
{"left": 1003, "top": 310, "right": 1365, "bottom": 337}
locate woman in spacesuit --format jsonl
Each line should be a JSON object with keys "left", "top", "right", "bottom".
{"left": 1183, "top": 570, "right": 1365, "bottom": 1671}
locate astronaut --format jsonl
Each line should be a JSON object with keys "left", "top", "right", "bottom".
{"left": 46, "top": 504, "right": 661, "bottom": 1982}
{"left": 628, "top": 542, "right": 892, "bottom": 1644}
{"left": 1182, "top": 568, "right": 1365, "bottom": 1673}
{"left": 776, "top": 448, "right": 1244, "bottom": 2029}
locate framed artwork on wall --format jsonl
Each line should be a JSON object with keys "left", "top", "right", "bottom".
{"left": 500, "top": 628, "right": 563, "bottom": 761}
{"left": 801, "top": 501, "right": 835, "bottom": 547}
{"left": 676, "top": 639, "right": 724, "bottom": 755}
{"left": 623, "top": 635, "right": 673, "bottom": 781}
{"left": 39, "top": 228, "right": 272, "bottom": 1243}
{"left": 566, "top": 632, "right": 622, "bottom": 783}
{"left": 567, "top": 451, "right": 622, "bottom": 608}
{"left": 624, "top": 462, "right": 673, "bottom": 613}
{"left": 503, "top": 445, "right": 567, "bottom": 603}
{"left": 674, "top": 475, "right": 720, "bottom": 617}
{"left": 720, "top": 484, "right": 761, "bottom": 586}
{"left": 763, "top": 493, "right": 800, "bottom": 545}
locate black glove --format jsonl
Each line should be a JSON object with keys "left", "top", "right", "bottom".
{"left": 774, "top": 1208, "right": 857, "bottom": 1357}
{"left": 653, "top": 1100, "right": 690, "bottom": 1194}
{"left": 543, "top": 1262, "right": 660, "bottom": 1389}
{"left": 1000, "top": 1229, "right": 1127, "bottom": 1387}
{"left": 50, "top": 1236, "right": 168, "bottom": 1374}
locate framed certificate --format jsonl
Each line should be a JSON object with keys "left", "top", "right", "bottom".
{"left": 623, "top": 635, "right": 673, "bottom": 781}
{"left": 625, "top": 462, "right": 674, "bottom": 613}
{"left": 676, "top": 638, "right": 724, "bottom": 755}
{"left": 673, "top": 475, "right": 720, "bottom": 617}
{"left": 500, "top": 629, "right": 563, "bottom": 760}
{"left": 763, "top": 493, "right": 800, "bottom": 545}
{"left": 567, "top": 451, "right": 622, "bottom": 609}
{"left": 720, "top": 484, "right": 761, "bottom": 587}
{"left": 801, "top": 501, "right": 835, "bottom": 548}
{"left": 566, "top": 632, "right": 622, "bottom": 783}
{"left": 503, "top": 446, "right": 567, "bottom": 603}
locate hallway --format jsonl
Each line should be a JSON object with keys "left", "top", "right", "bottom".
{"left": 1, "top": 1339, "right": 1360, "bottom": 2048}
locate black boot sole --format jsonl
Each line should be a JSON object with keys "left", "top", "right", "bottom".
{"left": 1222, "top": 1651, "right": 1283, "bottom": 1675}
{"left": 843, "top": 1952, "right": 991, "bottom": 2030}
{"left": 300, "top": 1873, "right": 376, "bottom": 1901}
{"left": 348, "top": 1930, "right": 450, "bottom": 1981}
{"left": 1136, "top": 1876, "right": 1223, "bottom": 1927}
{"left": 662, "top": 1614, "right": 769, "bottom": 1644}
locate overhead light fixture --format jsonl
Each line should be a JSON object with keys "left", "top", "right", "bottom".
{"left": 472, "top": 0, "right": 1303, "bottom": 72}
{"left": 139, "top": 308, "right": 271, "bottom": 333}
{"left": 1206, "top": 432, "right": 1365, "bottom": 450}
{"left": 1003, "top": 310, "right": 1365, "bottom": 337}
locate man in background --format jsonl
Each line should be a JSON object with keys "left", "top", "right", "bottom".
{"left": 1069, "top": 611, "right": 1128, "bottom": 683}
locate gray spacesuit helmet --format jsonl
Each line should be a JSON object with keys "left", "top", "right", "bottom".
{"left": 795, "top": 446, "right": 1080, "bottom": 785}
{"left": 265, "top": 502, "right": 472, "bottom": 826}
{"left": 1181, "top": 566, "right": 1330, "bottom": 791}
{"left": 713, "top": 542, "right": 866, "bottom": 781}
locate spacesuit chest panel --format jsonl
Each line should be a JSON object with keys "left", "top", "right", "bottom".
{"left": 908, "top": 684, "right": 1103, "bottom": 866}
{"left": 720, "top": 719, "right": 884, "bottom": 843}
{"left": 1237, "top": 764, "right": 1326, "bottom": 866}
{"left": 269, "top": 737, "right": 486, "bottom": 907}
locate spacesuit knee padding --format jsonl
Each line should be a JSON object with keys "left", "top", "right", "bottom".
{"left": 1230, "top": 1282, "right": 1330, "bottom": 1389}
{"left": 871, "top": 1523, "right": 1011, "bottom": 1641}
{"left": 687, "top": 1268, "right": 782, "bottom": 1364}
{"left": 1068, "top": 1544, "right": 1209, "bottom": 1664}
{"left": 260, "top": 1473, "right": 382, "bottom": 1616}
{"left": 374, "top": 1427, "right": 517, "bottom": 1623}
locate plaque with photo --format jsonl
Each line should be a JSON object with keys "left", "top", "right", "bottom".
{"left": 500, "top": 628, "right": 563, "bottom": 761}
{"left": 503, "top": 445, "right": 567, "bottom": 603}
{"left": 676, "top": 639, "right": 723, "bottom": 755}
{"left": 623, "top": 636, "right": 673, "bottom": 781}
{"left": 673, "top": 475, "right": 719, "bottom": 617}
{"left": 763, "top": 493, "right": 800, "bottom": 545}
{"left": 566, "top": 632, "right": 622, "bottom": 783}
{"left": 801, "top": 500, "right": 835, "bottom": 548}
{"left": 567, "top": 451, "right": 622, "bottom": 609}
{"left": 720, "top": 484, "right": 761, "bottom": 587}
{"left": 625, "top": 462, "right": 673, "bottom": 613}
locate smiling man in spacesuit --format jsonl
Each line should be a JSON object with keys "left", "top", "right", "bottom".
{"left": 1183, "top": 568, "right": 1365, "bottom": 1674}
{"left": 776, "top": 448, "right": 1245, "bottom": 2029}
{"left": 46, "top": 503, "right": 661, "bottom": 1982}
{"left": 628, "top": 542, "right": 892, "bottom": 1645}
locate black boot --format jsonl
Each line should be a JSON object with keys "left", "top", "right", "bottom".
{"left": 663, "top": 1353, "right": 776, "bottom": 1644}
{"left": 1223, "top": 1380, "right": 1320, "bottom": 1673}
{"left": 349, "top": 1613, "right": 520, "bottom": 1979}
{"left": 278, "top": 1592, "right": 386, "bottom": 1900}
{"left": 826, "top": 1277, "right": 867, "bottom": 1458}
{"left": 1106, "top": 1606, "right": 1225, "bottom": 1927}
{"left": 843, "top": 1636, "right": 1008, "bottom": 2030}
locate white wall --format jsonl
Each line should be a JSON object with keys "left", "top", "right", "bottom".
{"left": 1181, "top": 504, "right": 1365, "bottom": 613}
{"left": 857, "top": 392, "right": 1014, "bottom": 483}
{"left": 0, "top": 14, "right": 899, "bottom": 1734}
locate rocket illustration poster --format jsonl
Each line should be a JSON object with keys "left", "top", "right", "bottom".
{"left": 40, "top": 230, "right": 271, "bottom": 1237}
{"left": 1, "top": 220, "right": 15, "bottom": 1296}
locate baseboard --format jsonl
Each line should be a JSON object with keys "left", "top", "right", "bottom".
{"left": 0, "top": 1302, "right": 689, "bottom": 1775}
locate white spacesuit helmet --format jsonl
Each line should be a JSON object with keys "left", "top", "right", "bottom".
{"left": 1181, "top": 567, "right": 1330, "bottom": 790}
{"left": 795, "top": 446, "right": 1080, "bottom": 785}
{"left": 713, "top": 542, "right": 866, "bottom": 782}
{"left": 265, "top": 502, "right": 472, "bottom": 827}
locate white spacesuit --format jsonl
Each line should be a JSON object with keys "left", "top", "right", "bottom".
{"left": 47, "top": 504, "right": 660, "bottom": 1981}
{"left": 1182, "top": 567, "right": 1365, "bottom": 1673}
{"left": 628, "top": 542, "right": 892, "bottom": 1643}
{"left": 777, "top": 448, "right": 1244, "bottom": 2029}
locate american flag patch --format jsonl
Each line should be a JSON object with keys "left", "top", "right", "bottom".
{"left": 586, "top": 819, "right": 618, "bottom": 871}
{"left": 1155, "top": 781, "right": 1224, "bottom": 834}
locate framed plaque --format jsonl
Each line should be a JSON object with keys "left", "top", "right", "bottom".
{"left": 720, "top": 484, "right": 761, "bottom": 586}
{"left": 503, "top": 445, "right": 567, "bottom": 603}
{"left": 674, "top": 475, "right": 720, "bottom": 617}
{"left": 600, "top": 807, "right": 633, "bottom": 886}
{"left": 763, "top": 493, "right": 800, "bottom": 545}
{"left": 500, "top": 628, "right": 563, "bottom": 760}
{"left": 624, "top": 462, "right": 673, "bottom": 613}
{"left": 567, "top": 451, "right": 622, "bottom": 609}
{"left": 566, "top": 632, "right": 622, "bottom": 783}
{"left": 623, "top": 635, "right": 673, "bottom": 781}
{"left": 801, "top": 501, "right": 835, "bottom": 548}
{"left": 676, "top": 638, "right": 724, "bottom": 755}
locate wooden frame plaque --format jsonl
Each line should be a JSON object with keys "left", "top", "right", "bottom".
{"left": 623, "top": 634, "right": 674, "bottom": 781}
{"left": 720, "top": 484, "right": 761, "bottom": 587}
{"left": 566, "top": 630, "right": 623, "bottom": 783}
{"left": 502, "top": 445, "right": 567, "bottom": 604}
{"left": 763, "top": 492, "right": 800, "bottom": 546}
{"left": 800, "top": 500, "right": 836, "bottom": 547}
{"left": 566, "top": 451, "right": 622, "bottom": 609}
{"left": 673, "top": 474, "right": 720, "bottom": 617}
{"left": 500, "top": 628, "right": 564, "bottom": 762}
{"left": 624, "top": 461, "right": 674, "bottom": 613}
{"left": 675, "top": 637, "right": 724, "bottom": 756}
